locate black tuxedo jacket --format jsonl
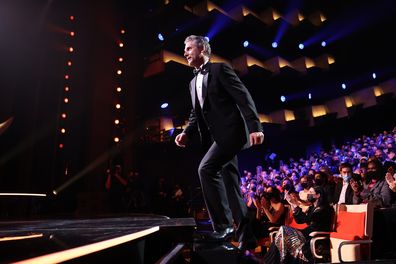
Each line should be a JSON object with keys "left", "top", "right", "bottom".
{"left": 183, "top": 62, "right": 263, "bottom": 151}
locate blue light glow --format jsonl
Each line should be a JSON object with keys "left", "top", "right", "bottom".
{"left": 298, "top": 43, "right": 304, "bottom": 50}
{"left": 280, "top": 95, "right": 286, "bottom": 102}
{"left": 161, "top": 103, "right": 168, "bottom": 109}
{"left": 321, "top": 41, "right": 327, "bottom": 47}
{"left": 308, "top": 93, "right": 312, "bottom": 99}
{"left": 158, "top": 33, "right": 164, "bottom": 41}
{"left": 243, "top": 41, "right": 249, "bottom": 48}
{"left": 341, "top": 83, "right": 347, "bottom": 90}
{"left": 372, "top": 73, "right": 376, "bottom": 79}
{"left": 272, "top": 42, "right": 278, "bottom": 48}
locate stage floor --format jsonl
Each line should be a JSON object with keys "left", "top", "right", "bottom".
{"left": 0, "top": 214, "right": 196, "bottom": 263}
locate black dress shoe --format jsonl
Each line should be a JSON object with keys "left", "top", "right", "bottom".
{"left": 196, "top": 227, "right": 235, "bottom": 242}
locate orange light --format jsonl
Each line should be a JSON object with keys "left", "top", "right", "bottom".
{"left": 116, "top": 87, "right": 122, "bottom": 92}
{"left": 59, "top": 143, "right": 64, "bottom": 149}
{"left": 114, "top": 137, "right": 120, "bottom": 143}
{"left": 61, "top": 113, "right": 67, "bottom": 119}
{"left": 119, "top": 42, "right": 124, "bottom": 48}
{"left": 64, "top": 98, "right": 69, "bottom": 103}
{"left": 117, "top": 70, "right": 122, "bottom": 75}
{"left": 69, "top": 47, "right": 74, "bottom": 52}
{"left": 121, "top": 29, "right": 126, "bottom": 34}
{"left": 118, "top": 57, "right": 123, "bottom": 62}
{"left": 67, "top": 61, "right": 72, "bottom": 66}
{"left": 70, "top": 31, "right": 75, "bottom": 37}
{"left": 114, "top": 119, "right": 120, "bottom": 125}
{"left": 61, "top": 128, "right": 66, "bottom": 134}
{"left": 65, "top": 75, "right": 69, "bottom": 80}
{"left": 115, "top": 103, "right": 121, "bottom": 109}
{"left": 65, "top": 86, "right": 69, "bottom": 92}
{"left": 69, "top": 16, "right": 74, "bottom": 21}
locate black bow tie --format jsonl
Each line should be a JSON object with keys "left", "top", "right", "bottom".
{"left": 193, "top": 64, "right": 209, "bottom": 76}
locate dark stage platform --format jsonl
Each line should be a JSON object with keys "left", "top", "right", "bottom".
{"left": 0, "top": 215, "right": 196, "bottom": 264}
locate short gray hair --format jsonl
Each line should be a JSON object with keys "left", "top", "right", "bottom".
{"left": 184, "top": 35, "right": 211, "bottom": 57}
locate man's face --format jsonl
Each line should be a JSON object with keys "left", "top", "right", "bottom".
{"left": 184, "top": 40, "right": 204, "bottom": 68}
{"left": 340, "top": 167, "right": 352, "bottom": 177}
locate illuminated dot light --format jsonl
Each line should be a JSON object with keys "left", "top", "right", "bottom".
{"left": 59, "top": 143, "right": 64, "bottom": 149}
{"left": 65, "top": 86, "right": 69, "bottom": 91}
{"left": 117, "top": 70, "right": 122, "bottom": 75}
{"left": 64, "top": 98, "right": 69, "bottom": 103}
{"left": 67, "top": 61, "right": 72, "bottom": 66}
{"left": 116, "top": 87, "right": 122, "bottom": 92}
{"left": 121, "top": 29, "right": 126, "bottom": 34}
{"left": 119, "top": 42, "right": 124, "bottom": 48}
{"left": 114, "top": 137, "right": 120, "bottom": 143}
{"left": 69, "top": 15, "right": 74, "bottom": 21}
{"left": 64, "top": 75, "right": 69, "bottom": 79}
{"left": 61, "top": 113, "right": 67, "bottom": 118}
{"left": 69, "top": 47, "right": 74, "bottom": 52}
{"left": 118, "top": 57, "right": 123, "bottom": 62}
{"left": 61, "top": 128, "right": 66, "bottom": 134}
{"left": 114, "top": 119, "right": 120, "bottom": 125}
{"left": 70, "top": 31, "right": 75, "bottom": 37}
{"left": 116, "top": 104, "right": 121, "bottom": 109}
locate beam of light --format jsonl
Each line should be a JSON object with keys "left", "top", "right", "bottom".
{"left": 248, "top": 43, "right": 275, "bottom": 58}
{"left": 0, "top": 125, "right": 51, "bottom": 167}
{"left": 206, "top": 14, "right": 232, "bottom": 41}
{"left": 52, "top": 130, "right": 137, "bottom": 195}
{"left": 0, "top": 117, "right": 13, "bottom": 136}
{"left": 0, "top": 233, "right": 43, "bottom": 242}
{"left": 273, "top": 0, "right": 302, "bottom": 45}
{"left": 14, "top": 227, "right": 159, "bottom": 264}
{"left": 0, "top": 193, "right": 46, "bottom": 197}
{"left": 304, "top": 1, "right": 393, "bottom": 47}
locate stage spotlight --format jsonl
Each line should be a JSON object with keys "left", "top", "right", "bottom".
{"left": 308, "top": 93, "right": 312, "bottom": 100}
{"left": 117, "top": 70, "right": 122, "bottom": 75}
{"left": 115, "top": 103, "right": 121, "bottom": 109}
{"left": 64, "top": 98, "right": 69, "bottom": 103}
{"left": 280, "top": 95, "right": 286, "bottom": 102}
{"left": 114, "top": 119, "right": 120, "bottom": 125}
{"left": 61, "top": 128, "right": 66, "bottom": 134}
{"left": 321, "top": 41, "right": 327, "bottom": 47}
{"left": 114, "top": 137, "right": 120, "bottom": 143}
{"left": 298, "top": 43, "right": 304, "bottom": 50}
{"left": 372, "top": 73, "right": 377, "bottom": 79}
{"left": 341, "top": 83, "right": 347, "bottom": 89}
{"left": 243, "top": 41, "right": 249, "bottom": 48}
{"left": 118, "top": 57, "right": 123, "bottom": 62}
{"left": 161, "top": 103, "right": 169, "bottom": 109}
{"left": 116, "top": 87, "right": 122, "bottom": 92}
{"left": 61, "top": 113, "right": 67, "bottom": 119}
{"left": 158, "top": 33, "right": 164, "bottom": 41}
{"left": 272, "top": 42, "right": 278, "bottom": 48}
{"left": 69, "top": 47, "right": 74, "bottom": 52}
{"left": 118, "top": 42, "right": 124, "bottom": 48}
{"left": 204, "top": 36, "right": 210, "bottom": 42}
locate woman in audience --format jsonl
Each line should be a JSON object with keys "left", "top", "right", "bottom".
{"left": 252, "top": 186, "right": 286, "bottom": 240}
{"left": 262, "top": 186, "right": 333, "bottom": 264}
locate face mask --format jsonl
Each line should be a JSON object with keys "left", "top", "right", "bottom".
{"left": 300, "top": 183, "right": 309, "bottom": 189}
{"left": 283, "top": 184, "right": 292, "bottom": 191}
{"left": 342, "top": 174, "right": 351, "bottom": 182}
{"left": 307, "top": 194, "right": 317, "bottom": 203}
{"left": 366, "top": 171, "right": 380, "bottom": 180}
{"left": 314, "top": 179, "right": 323, "bottom": 186}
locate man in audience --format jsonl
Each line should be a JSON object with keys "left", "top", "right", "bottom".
{"left": 334, "top": 162, "right": 354, "bottom": 204}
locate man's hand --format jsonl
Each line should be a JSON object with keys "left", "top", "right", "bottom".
{"left": 249, "top": 132, "right": 264, "bottom": 146}
{"left": 175, "top": 132, "right": 188, "bottom": 147}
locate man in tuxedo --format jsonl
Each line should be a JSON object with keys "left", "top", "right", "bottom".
{"left": 175, "top": 35, "right": 264, "bottom": 250}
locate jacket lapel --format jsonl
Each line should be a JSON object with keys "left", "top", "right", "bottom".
{"left": 189, "top": 77, "right": 196, "bottom": 109}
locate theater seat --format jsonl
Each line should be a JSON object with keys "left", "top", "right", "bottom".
{"left": 329, "top": 203, "right": 374, "bottom": 263}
